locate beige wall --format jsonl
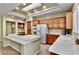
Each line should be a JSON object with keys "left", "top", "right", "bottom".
{"left": 3, "top": 16, "right": 25, "bottom": 36}
{"left": 0, "top": 16, "right": 3, "bottom": 41}
{"left": 33, "top": 12, "right": 66, "bottom": 20}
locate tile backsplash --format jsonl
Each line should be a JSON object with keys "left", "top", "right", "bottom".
{"left": 73, "top": 33, "right": 79, "bottom": 39}
{"left": 49, "top": 29, "right": 64, "bottom": 35}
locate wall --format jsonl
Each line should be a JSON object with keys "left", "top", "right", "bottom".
{"left": 0, "top": 16, "right": 3, "bottom": 41}
{"left": 33, "top": 12, "right": 67, "bottom": 35}
{"left": 33, "top": 12, "right": 66, "bottom": 20}
{"left": 3, "top": 16, "right": 25, "bottom": 36}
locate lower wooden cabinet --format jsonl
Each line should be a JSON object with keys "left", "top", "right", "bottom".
{"left": 46, "top": 34, "right": 59, "bottom": 45}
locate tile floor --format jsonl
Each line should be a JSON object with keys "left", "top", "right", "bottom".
{"left": 0, "top": 42, "right": 51, "bottom": 55}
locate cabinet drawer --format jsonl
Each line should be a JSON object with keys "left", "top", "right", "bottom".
{"left": 47, "top": 35, "right": 58, "bottom": 38}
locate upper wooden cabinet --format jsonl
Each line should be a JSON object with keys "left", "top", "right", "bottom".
{"left": 39, "top": 19, "right": 48, "bottom": 24}
{"left": 32, "top": 20, "right": 39, "bottom": 26}
{"left": 47, "top": 17, "right": 65, "bottom": 29}
{"left": 57, "top": 17, "right": 66, "bottom": 29}
{"left": 47, "top": 19, "right": 53, "bottom": 28}
{"left": 66, "top": 12, "right": 72, "bottom": 29}
{"left": 52, "top": 18, "right": 58, "bottom": 29}
{"left": 32, "top": 17, "right": 66, "bottom": 29}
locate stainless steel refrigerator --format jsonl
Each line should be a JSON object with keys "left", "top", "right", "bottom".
{"left": 37, "top": 24, "right": 48, "bottom": 44}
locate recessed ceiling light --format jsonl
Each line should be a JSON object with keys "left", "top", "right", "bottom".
{"left": 16, "top": 7, "right": 19, "bottom": 10}
{"left": 23, "top": 3, "right": 26, "bottom": 5}
{"left": 43, "top": 5, "right": 46, "bottom": 9}
{"left": 34, "top": 9, "right": 37, "bottom": 12}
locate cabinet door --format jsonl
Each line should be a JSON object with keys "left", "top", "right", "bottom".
{"left": 46, "top": 34, "right": 59, "bottom": 44}
{"left": 32, "top": 20, "right": 39, "bottom": 26}
{"left": 66, "top": 12, "right": 72, "bottom": 29}
{"left": 39, "top": 19, "right": 47, "bottom": 24}
{"left": 46, "top": 35, "right": 53, "bottom": 44}
{"left": 47, "top": 19, "right": 53, "bottom": 29}
{"left": 59, "top": 17, "right": 65, "bottom": 29}
{"left": 52, "top": 19, "right": 58, "bottom": 29}
{"left": 27, "top": 21, "right": 31, "bottom": 34}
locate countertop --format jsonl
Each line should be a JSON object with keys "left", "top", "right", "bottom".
{"left": 49, "top": 35, "right": 79, "bottom": 55}
{"left": 47, "top": 33, "right": 62, "bottom": 35}
{"left": 4, "top": 34, "right": 40, "bottom": 45}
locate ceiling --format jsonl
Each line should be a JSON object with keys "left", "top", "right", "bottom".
{"left": 0, "top": 3, "right": 74, "bottom": 20}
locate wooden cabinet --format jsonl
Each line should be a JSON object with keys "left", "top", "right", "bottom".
{"left": 46, "top": 34, "right": 59, "bottom": 44}
{"left": 66, "top": 12, "right": 72, "bottom": 29}
{"left": 27, "top": 21, "right": 31, "bottom": 34}
{"left": 47, "top": 17, "right": 65, "bottom": 29}
{"left": 58, "top": 17, "right": 66, "bottom": 29}
{"left": 47, "top": 19, "right": 53, "bottom": 28}
{"left": 39, "top": 19, "right": 48, "bottom": 24}
{"left": 32, "top": 17, "right": 66, "bottom": 29}
{"left": 52, "top": 18, "right": 58, "bottom": 29}
{"left": 32, "top": 20, "right": 39, "bottom": 26}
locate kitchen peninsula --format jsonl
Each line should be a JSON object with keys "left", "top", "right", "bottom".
{"left": 49, "top": 35, "right": 79, "bottom": 55}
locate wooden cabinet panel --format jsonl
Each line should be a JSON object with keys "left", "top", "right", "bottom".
{"left": 32, "top": 20, "right": 39, "bottom": 26}
{"left": 27, "top": 21, "right": 31, "bottom": 34}
{"left": 52, "top": 19, "right": 58, "bottom": 29}
{"left": 32, "top": 17, "right": 66, "bottom": 29}
{"left": 47, "top": 17, "right": 65, "bottom": 29}
{"left": 46, "top": 34, "right": 59, "bottom": 44}
{"left": 58, "top": 17, "right": 66, "bottom": 29}
{"left": 66, "top": 12, "right": 72, "bottom": 29}
{"left": 47, "top": 19, "right": 53, "bottom": 29}
{"left": 39, "top": 19, "right": 48, "bottom": 24}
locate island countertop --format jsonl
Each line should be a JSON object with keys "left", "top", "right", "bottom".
{"left": 4, "top": 34, "right": 40, "bottom": 45}
{"left": 49, "top": 35, "right": 79, "bottom": 55}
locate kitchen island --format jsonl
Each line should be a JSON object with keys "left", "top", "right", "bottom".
{"left": 3, "top": 34, "right": 40, "bottom": 55}
{"left": 49, "top": 35, "right": 79, "bottom": 55}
